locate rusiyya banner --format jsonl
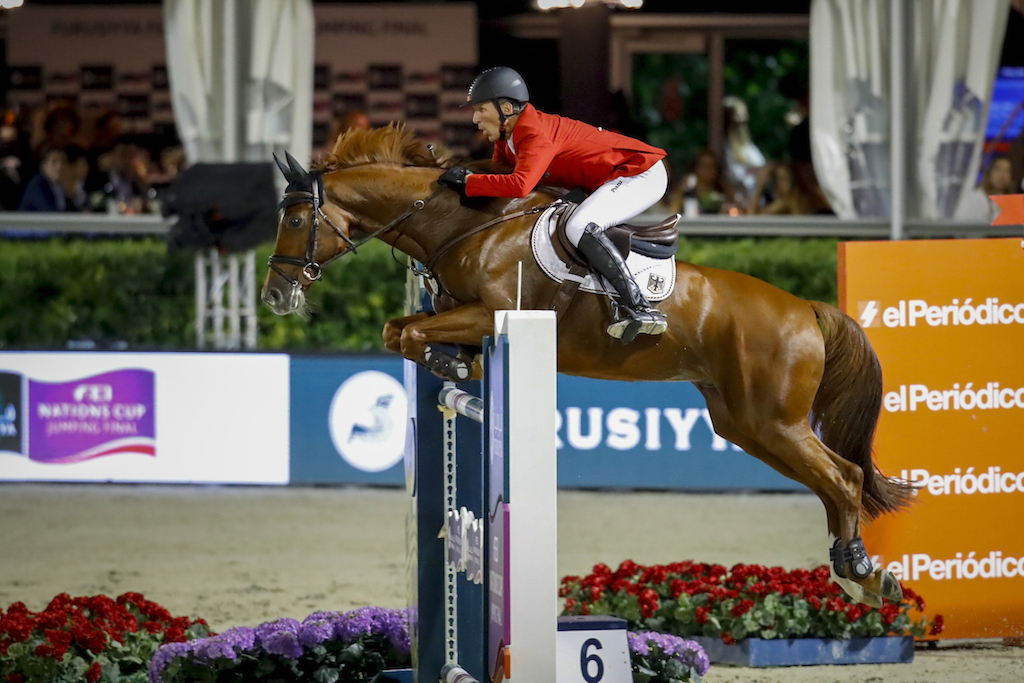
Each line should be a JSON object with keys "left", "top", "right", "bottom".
{"left": 0, "top": 353, "right": 289, "bottom": 484}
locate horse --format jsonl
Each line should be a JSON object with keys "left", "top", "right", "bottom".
{"left": 261, "top": 124, "right": 913, "bottom": 608}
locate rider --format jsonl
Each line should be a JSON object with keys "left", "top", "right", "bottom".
{"left": 438, "top": 66, "right": 670, "bottom": 342}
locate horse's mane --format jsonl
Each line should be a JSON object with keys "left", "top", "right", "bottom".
{"left": 312, "top": 123, "right": 452, "bottom": 173}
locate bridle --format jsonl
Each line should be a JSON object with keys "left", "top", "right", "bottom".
{"left": 267, "top": 171, "right": 443, "bottom": 288}
{"left": 267, "top": 165, "right": 554, "bottom": 294}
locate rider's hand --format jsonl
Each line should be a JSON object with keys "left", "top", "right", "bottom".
{"left": 438, "top": 167, "right": 472, "bottom": 196}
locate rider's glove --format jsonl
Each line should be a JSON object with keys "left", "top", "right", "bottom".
{"left": 438, "top": 166, "right": 472, "bottom": 196}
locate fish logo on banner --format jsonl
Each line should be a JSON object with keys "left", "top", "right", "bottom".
{"left": 0, "top": 372, "right": 24, "bottom": 454}
{"left": 329, "top": 371, "right": 407, "bottom": 473}
{"left": 28, "top": 369, "right": 156, "bottom": 464}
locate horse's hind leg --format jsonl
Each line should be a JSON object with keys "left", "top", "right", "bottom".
{"left": 699, "top": 384, "right": 892, "bottom": 606}
{"left": 697, "top": 385, "right": 842, "bottom": 539}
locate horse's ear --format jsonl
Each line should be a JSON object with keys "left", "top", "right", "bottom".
{"left": 273, "top": 153, "right": 293, "bottom": 182}
{"left": 285, "top": 151, "right": 308, "bottom": 178}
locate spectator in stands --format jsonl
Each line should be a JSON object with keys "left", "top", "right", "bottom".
{"left": 0, "top": 110, "right": 23, "bottom": 210}
{"left": 86, "top": 136, "right": 146, "bottom": 213}
{"left": 330, "top": 108, "right": 371, "bottom": 145}
{"left": 61, "top": 145, "right": 90, "bottom": 212}
{"left": 723, "top": 96, "right": 767, "bottom": 203}
{"left": 747, "top": 161, "right": 833, "bottom": 216}
{"left": 30, "top": 102, "right": 83, "bottom": 156}
{"left": 18, "top": 145, "right": 67, "bottom": 212}
{"left": 675, "top": 148, "right": 739, "bottom": 216}
{"left": 955, "top": 152, "right": 1015, "bottom": 222}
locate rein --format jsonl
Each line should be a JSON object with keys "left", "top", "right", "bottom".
{"left": 269, "top": 168, "right": 555, "bottom": 293}
{"left": 267, "top": 172, "right": 443, "bottom": 287}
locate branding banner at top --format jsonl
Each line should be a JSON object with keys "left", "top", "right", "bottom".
{"left": 840, "top": 238, "right": 1024, "bottom": 639}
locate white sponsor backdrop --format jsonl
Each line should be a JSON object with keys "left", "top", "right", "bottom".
{"left": 0, "top": 353, "right": 289, "bottom": 484}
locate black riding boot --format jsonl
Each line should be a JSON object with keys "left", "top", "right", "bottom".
{"left": 577, "top": 223, "right": 668, "bottom": 343}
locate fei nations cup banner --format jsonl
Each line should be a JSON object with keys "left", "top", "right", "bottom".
{"left": 840, "top": 237, "right": 1024, "bottom": 640}
{"left": 0, "top": 353, "right": 289, "bottom": 484}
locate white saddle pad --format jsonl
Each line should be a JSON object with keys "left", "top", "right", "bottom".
{"left": 530, "top": 205, "right": 676, "bottom": 302}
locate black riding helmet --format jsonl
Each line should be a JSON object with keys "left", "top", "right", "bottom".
{"left": 466, "top": 67, "right": 530, "bottom": 140}
{"left": 466, "top": 66, "right": 530, "bottom": 106}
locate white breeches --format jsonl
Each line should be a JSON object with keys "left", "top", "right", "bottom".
{"left": 564, "top": 160, "right": 669, "bottom": 245}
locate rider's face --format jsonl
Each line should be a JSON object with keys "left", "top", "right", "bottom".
{"left": 472, "top": 102, "right": 503, "bottom": 143}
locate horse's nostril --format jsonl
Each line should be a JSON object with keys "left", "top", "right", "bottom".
{"left": 263, "top": 287, "right": 281, "bottom": 305}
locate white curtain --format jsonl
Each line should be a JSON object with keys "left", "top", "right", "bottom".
{"left": 164, "top": 0, "right": 220, "bottom": 163}
{"left": 917, "top": 1, "right": 1009, "bottom": 219}
{"left": 245, "top": 0, "right": 314, "bottom": 167}
{"left": 163, "top": 0, "right": 314, "bottom": 165}
{"left": 809, "top": 0, "right": 1010, "bottom": 220}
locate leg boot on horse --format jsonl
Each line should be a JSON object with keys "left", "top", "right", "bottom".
{"left": 577, "top": 223, "right": 667, "bottom": 343}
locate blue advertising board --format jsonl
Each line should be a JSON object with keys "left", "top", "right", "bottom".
{"left": 289, "top": 355, "right": 805, "bottom": 491}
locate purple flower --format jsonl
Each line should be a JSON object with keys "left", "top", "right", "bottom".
{"left": 148, "top": 641, "right": 194, "bottom": 683}
{"left": 217, "top": 626, "right": 257, "bottom": 652}
{"left": 299, "top": 619, "right": 336, "bottom": 648}
{"left": 332, "top": 610, "right": 374, "bottom": 643}
{"left": 628, "top": 631, "right": 710, "bottom": 677}
{"left": 194, "top": 638, "right": 239, "bottom": 663}
{"left": 626, "top": 631, "right": 650, "bottom": 656}
{"left": 262, "top": 629, "right": 304, "bottom": 658}
{"left": 303, "top": 610, "right": 342, "bottom": 624}
{"left": 255, "top": 618, "right": 301, "bottom": 648}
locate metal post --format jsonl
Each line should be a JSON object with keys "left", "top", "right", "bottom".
{"left": 223, "top": 0, "right": 239, "bottom": 163}
{"left": 211, "top": 249, "right": 225, "bottom": 349}
{"left": 228, "top": 253, "right": 241, "bottom": 349}
{"left": 244, "top": 249, "right": 258, "bottom": 349}
{"left": 890, "top": 0, "right": 907, "bottom": 240}
{"left": 195, "top": 252, "right": 207, "bottom": 348}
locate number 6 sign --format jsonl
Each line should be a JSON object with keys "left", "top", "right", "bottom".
{"left": 556, "top": 616, "right": 632, "bottom": 683}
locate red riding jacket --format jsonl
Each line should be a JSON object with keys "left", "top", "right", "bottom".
{"left": 464, "top": 103, "right": 667, "bottom": 198}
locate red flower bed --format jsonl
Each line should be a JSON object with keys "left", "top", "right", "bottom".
{"left": 560, "top": 560, "right": 944, "bottom": 643}
{"left": 1, "top": 593, "right": 210, "bottom": 683}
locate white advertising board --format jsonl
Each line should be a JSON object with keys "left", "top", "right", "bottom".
{"left": 0, "top": 353, "right": 289, "bottom": 484}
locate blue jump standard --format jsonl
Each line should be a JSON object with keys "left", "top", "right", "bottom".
{"left": 692, "top": 635, "right": 914, "bottom": 667}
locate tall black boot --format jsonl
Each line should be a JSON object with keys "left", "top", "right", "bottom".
{"left": 577, "top": 223, "right": 667, "bottom": 343}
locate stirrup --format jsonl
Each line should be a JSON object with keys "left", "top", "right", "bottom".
{"left": 607, "top": 307, "right": 667, "bottom": 343}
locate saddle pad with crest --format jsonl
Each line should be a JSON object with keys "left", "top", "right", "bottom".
{"left": 530, "top": 205, "right": 676, "bottom": 302}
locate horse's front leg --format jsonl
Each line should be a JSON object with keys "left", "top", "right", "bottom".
{"left": 400, "top": 302, "right": 493, "bottom": 382}
{"left": 383, "top": 312, "right": 433, "bottom": 355}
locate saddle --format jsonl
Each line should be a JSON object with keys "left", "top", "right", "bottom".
{"left": 546, "top": 196, "right": 680, "bottom": 323}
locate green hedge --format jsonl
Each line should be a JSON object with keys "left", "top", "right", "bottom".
{"left": 0, "top": 236, "right": 839, "bottom": 351}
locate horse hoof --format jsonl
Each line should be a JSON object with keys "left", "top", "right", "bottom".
{"left": 879, "top": 569, "right": 903, "bottom": 603}
{"left": 830, "top": 567, "right": 883, "bottom": 609}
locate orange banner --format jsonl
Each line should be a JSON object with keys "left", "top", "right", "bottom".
{"left": 840, "top": 238, "right": 1024, "bottom": 640}
{"left": 990, "top": 194, "right": 1024, "bottom": 226}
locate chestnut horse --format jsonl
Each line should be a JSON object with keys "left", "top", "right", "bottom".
{"left": 261, "top": 125, "right": 912, "bottom": 607}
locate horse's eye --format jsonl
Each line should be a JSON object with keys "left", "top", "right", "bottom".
{"left": 289, "top": 215, "right": 302, "bottom": 228}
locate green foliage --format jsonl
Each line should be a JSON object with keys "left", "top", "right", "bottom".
{"left": 723, "top": 40, "right": 810, "bottom": 163}
{"left": 677, "top": 236, "right": 839, "bottom": 306}
{"left": 0, "top": 237, "right": 408, "bottom": 352}
{"left": 0, "top": 237, "right": 195, "bottom": 350}
{"left": 0, "top": 236, "right": 838, "bottom": 350}
{"left": 632, "top": 40, "right": 809, "bottom": 176}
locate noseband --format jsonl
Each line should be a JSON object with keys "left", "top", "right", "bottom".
{"left": 267, "top": 172, "right": 442, "bottom": 288}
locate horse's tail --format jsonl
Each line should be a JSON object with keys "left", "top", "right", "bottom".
{"left": 809, "top": 301, "right": 915, "bottom": 519}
